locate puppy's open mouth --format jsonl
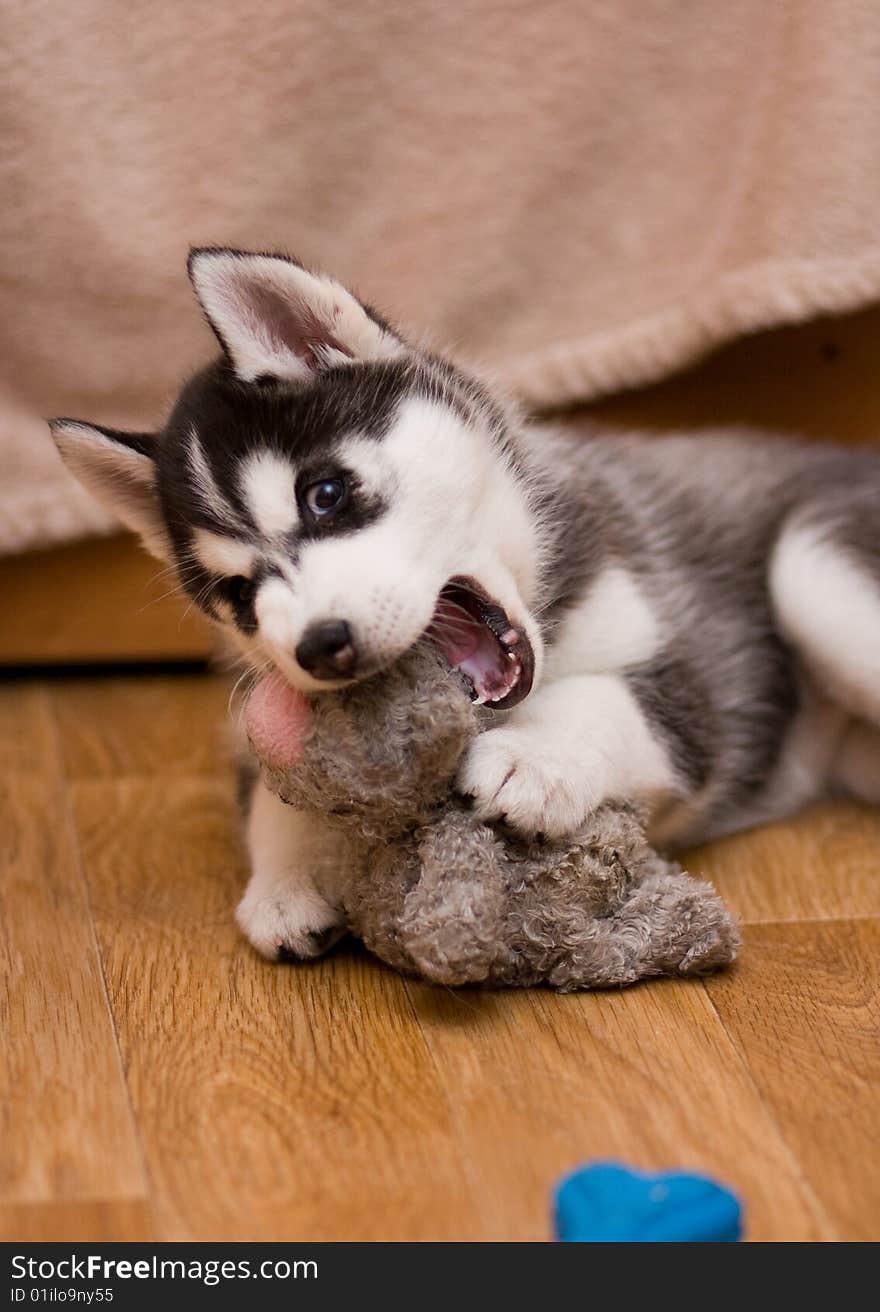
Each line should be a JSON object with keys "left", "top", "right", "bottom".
{"left": 426, "top": 577, "right": 535, "bottom": 710}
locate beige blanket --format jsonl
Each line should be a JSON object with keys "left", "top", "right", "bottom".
{"left": 2, "top": 0, "right": 879, "bottom": 553}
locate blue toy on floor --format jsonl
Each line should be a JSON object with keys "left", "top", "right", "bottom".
{"left": 554, "top": 1162, "right": 743, "bottom": 1242}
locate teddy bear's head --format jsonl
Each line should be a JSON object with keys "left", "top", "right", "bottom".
{"left": 246, "top": 644, "right": 479, "bottom": 839}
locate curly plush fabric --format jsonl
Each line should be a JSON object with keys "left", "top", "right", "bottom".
{"left": 251, "top": 647, "right": 740, "bottom": 990}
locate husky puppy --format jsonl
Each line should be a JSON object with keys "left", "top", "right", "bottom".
{"left": 53, "top": 247, "right": 880, "bottom": 960}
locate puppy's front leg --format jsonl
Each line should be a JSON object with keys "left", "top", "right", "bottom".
{"left": 458, "top": 674, "right": 679, "bottom": 839}
{"left": 236, "top": 780, "right": 348, "bottom": 961}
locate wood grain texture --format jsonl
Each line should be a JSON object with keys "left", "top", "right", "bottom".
{"left": 407, "top": 979, "right": 830, "bottom": 1240}
{"left": 687, "top": 801, "right": 880, "bottom": 925}
{"left": 4, "top": 667, "right": 880, "bottom": 1241}
{"left": 69, "top": 775, "right": 482, "bottom": 1240}
{"left": 0, "top": 1199, "right": 153, "bottom": 1242}
{"left": 50, "top": 673, "right": 231, "bottom": 780}
{"left": 0, "top": 534, "right": 212, "bottom": 665}
{"left": 0, "top": 687, "right": 149, "bottom": 1218}
{"left": 707, "top": 919, "right": 880, "bottom": 1242}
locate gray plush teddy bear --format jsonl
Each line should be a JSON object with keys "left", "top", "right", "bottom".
{"left": 247, "top": 646, "right": 739, "bottom": 990}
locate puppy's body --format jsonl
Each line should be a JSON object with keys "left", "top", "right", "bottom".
{"left": 53, "top": 249, "right": 880, "bottom": 960}
{"left": 512, "top": 427, "right": 877, "bottom": 842}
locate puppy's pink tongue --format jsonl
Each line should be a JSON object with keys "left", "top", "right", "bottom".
{"left": 245, "top": 674, "right": 313, "bottom": 768}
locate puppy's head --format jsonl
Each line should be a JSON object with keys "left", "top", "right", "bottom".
{"left": 52, "top": 248, "right": 542, "bottom": 706}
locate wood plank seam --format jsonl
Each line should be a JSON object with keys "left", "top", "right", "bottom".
{"left": 697, "top": 979, "right": 837, "bottom": 1240}
{"left": 403, "top": 979, "right": 500, "bottom": 1237}
{"left": 46, "top": 697, "right": 157, "bottom": 1236}
{"left": 739, "top": 913, "right": 880, "bottom": 928}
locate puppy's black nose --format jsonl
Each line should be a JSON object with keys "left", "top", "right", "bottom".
{"left": 295, "top": 619, "right": 357, "bottom": 680}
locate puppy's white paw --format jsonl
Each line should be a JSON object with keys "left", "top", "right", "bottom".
{"left": 458, "top": 727, "right": 600, "bottom": 839}
{"left": 236, "top": 882, "right": 346, "bottom": 962}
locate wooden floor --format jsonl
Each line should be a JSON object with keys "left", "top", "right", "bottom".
{"left": 1, "top": 669, "right": 878, "bottom": 1242}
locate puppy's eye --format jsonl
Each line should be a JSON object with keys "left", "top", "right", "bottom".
{"left": 304, "top": 477, "right": 346, "bottom": 518}
{"left": 224, "top": 575, "right": 255, "bottom": 608}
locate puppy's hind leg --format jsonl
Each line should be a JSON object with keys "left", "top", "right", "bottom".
{"left": 770, "top": 499, "right": 880, "bottom": 727}
{"left": 236, "top": 780, "right": 348, "bottom": 962}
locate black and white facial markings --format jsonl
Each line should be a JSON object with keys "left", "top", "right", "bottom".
{"left": 51, "top": 248, "right": 543, "bottom": 693}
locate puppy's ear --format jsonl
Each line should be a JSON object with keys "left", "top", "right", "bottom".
{"left": 187, "top": 247, "right": 404, "bottom": 384}
{"left": 50, "top": 420, "right": 172, "bottom": 560}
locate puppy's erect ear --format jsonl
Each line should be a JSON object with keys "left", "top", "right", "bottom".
{"left": 50, "top": 420, "right": 172, "bottom": 560}
{"left": 187, "top": 247, "right": 404, "bottom": 384}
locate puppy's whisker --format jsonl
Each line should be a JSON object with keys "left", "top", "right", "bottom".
{"left": 228, "top": 665, "right": 261, "bottom": 719}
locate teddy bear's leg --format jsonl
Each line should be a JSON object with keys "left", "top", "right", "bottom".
{"left": 548, "top": 865, "right": 740, "bottom": 992}
{"left": 235, "top": 780, "right": 349, "bottom": 962}
{"left": 394, "top": 816, "right": 510, "bottom": 987}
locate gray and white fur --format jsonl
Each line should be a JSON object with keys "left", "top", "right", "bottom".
{"left": 52, "top": 247, "right": 880, "bottom": 961}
